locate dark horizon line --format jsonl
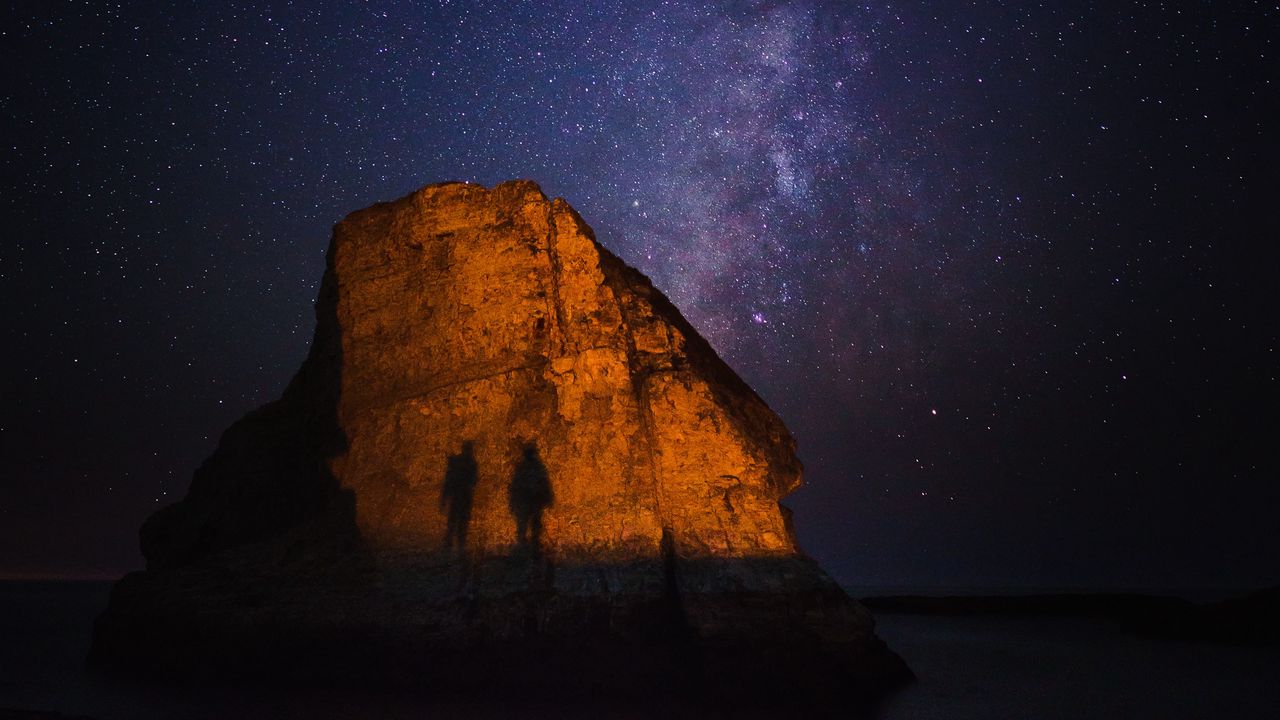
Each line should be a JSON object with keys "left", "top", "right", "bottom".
{"left": 3, "top": 572, "right": 1272, "bottom": 598}
{"left": 0, "top": 572, "right": 134, "bottom": 583}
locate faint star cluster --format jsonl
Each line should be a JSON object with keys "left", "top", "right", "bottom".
{"left": 1, "top": 1, "right": 1274, "bottom": 587}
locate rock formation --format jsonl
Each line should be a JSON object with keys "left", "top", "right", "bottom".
{"left": 91, "top": 180, "right": 908, "bottom": 709}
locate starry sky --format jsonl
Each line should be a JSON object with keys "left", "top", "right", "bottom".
{"left": 2, "top": 1, "right": 1276, "bottom": 590}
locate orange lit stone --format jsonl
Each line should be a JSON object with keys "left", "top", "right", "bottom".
{"left": 325, "top": 179, "right": 801, "bottom": 560}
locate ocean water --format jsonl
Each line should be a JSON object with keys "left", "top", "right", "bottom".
{"left": 2, "top": 581, "right": 1277, "bottom": 719}
{"left": 872, "top": 612, "right": 1280, "bottom": 719}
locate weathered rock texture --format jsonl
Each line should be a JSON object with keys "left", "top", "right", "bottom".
{"left": 92, "top": 181, "right": 907, "bottom": 709}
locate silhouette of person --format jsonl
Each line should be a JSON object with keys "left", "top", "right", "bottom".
{"left": 440, "top": 441, "right": 478, "bottom": 553}
{"left": 509, "top": 441, "right": 552, "bottom": 554}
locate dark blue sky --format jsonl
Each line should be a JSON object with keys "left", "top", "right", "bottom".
{"left": 2, "top": 1, "right": 1275, "bottom": 589}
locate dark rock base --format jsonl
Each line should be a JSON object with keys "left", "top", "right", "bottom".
{"left": 91, "top": 552, "right": 910, "bottom": 714}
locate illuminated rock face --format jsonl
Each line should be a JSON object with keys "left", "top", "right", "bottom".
{"left": 93, "top": 181, "right": 907, "bottom": 706}
{"left": 326, "top": 180, "right": 799, "bottom": 559}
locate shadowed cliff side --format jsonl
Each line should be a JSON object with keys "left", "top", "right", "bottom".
{"left": 89, "top": 230, "right": 373, "bottom": 674}
{"left": 90, "top": 180, "right": 909, "bottom": 711}
{"left": 134, "top": 234, "right": 358, "bottom": 571}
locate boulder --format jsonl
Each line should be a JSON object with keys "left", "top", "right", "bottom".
{"left": 91, "top": 180, "right": 908, "bottom": 710}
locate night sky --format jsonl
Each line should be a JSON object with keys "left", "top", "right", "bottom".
{"left": 2, "top": 1, "right": 1275, "bottom": 590}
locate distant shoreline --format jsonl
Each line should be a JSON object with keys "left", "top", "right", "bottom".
{"left": 860, "top": 587, "right": 1280, "bottom": 645}
{"left": 0, "top": 575, "right": 126, "bottom": 583}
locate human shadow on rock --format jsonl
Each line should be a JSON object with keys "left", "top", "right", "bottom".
{"left": 440, "top": 440, "right": 478, "bottom": 554}
{"left": 509, "top": 441, "right": 552, "bottom": 557}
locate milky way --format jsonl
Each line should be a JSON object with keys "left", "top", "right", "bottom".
{"left": 3, "top": 1, "right": 1274, "bottom": 587}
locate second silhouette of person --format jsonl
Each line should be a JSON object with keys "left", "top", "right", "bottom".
{"left": 509, "top": 441, "right": 552, "bottom": 554}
